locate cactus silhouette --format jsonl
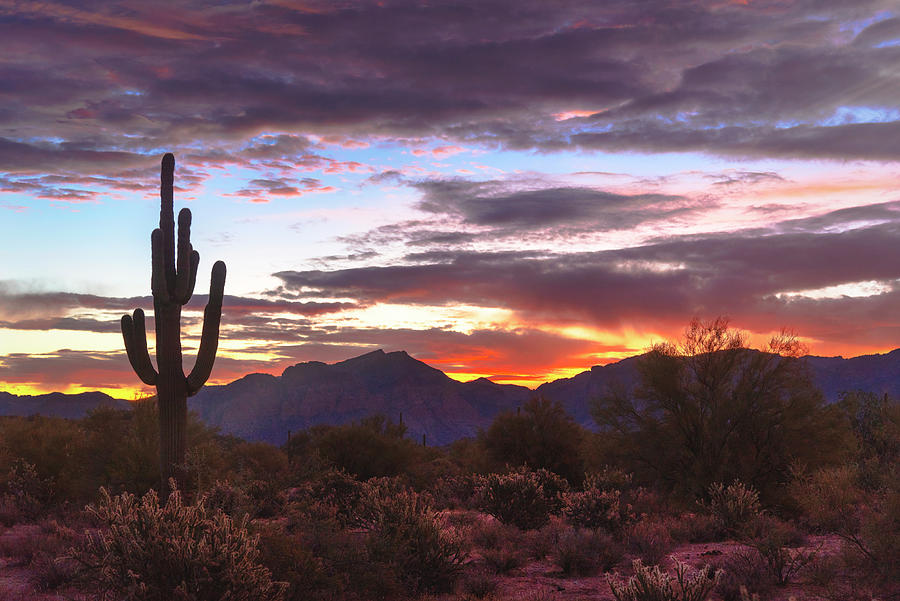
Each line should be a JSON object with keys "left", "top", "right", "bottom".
{"left": 121, "top": 153, "right": 226, "bottom": 497}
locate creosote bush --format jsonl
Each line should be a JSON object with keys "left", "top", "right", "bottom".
{"left": 76, "top": 484, "right": 284, "bottom": 601}
{"left": 608, "top": 558, "right": 722, "bottom": 601}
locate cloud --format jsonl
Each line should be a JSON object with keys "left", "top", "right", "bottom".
{"left": 415, "top": 179, "right": 700, "bottom": 231}
{"left": 3, "top": 0, "right": 899, "bottom": 172}
{"left": 273, "top": 212, "right": 900, "bottom": 340}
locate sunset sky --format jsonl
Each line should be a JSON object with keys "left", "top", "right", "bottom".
{"left": 3, "top": 0, "right": 900, "bottom": 398}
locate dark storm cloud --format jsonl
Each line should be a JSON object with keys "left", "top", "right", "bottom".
{"left": 0, "top": 349, "right": 130, "bottom": 390}
{"left": 0, "top": 284, "right": 352, "bottom": 334}
{"left": 2, "top": 0, "right": 900, "bottom": 172}
{"left": 415, "top": 179, "right": 700, "bottom": 231}
{"left": 273, "top": 215, "right": 900, "bottom": 334}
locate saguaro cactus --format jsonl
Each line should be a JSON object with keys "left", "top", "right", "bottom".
{"left": 121, "top": 153, "right": 226, "bottom": 497}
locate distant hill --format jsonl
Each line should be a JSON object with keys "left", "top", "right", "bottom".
{"left": 6, "top": 348, "right": 900, "bottom": 445}
{"left": 536, "top": 348, "right": 900, "bottom": 429}
{"left": 0, "top": 391, "right": 129, "bottom": 420}
{"left": 189, "top": 349, "right": 533, "bottom": 445}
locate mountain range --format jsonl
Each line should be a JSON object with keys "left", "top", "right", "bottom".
{"left": 4, "top": 348, "right": 900, "bottom": 445}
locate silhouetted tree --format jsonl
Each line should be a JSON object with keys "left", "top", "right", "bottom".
{"left": 480, "top": 397, "right": 585, "bottom": 483}
{"left": 592, "top": 317, "right": 848, "bottom": 502}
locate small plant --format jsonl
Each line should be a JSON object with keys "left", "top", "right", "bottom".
{"left": 607, "top": 558, "right": 722, "bottom": 601}
{"left": 469, "top": 516, "right": 523, "bottom": 551}
{"left": 665, "top": 513, "right": 724, "bottom": 543}
{"left": 706, "top": 480, "right": 761, "bottom": 534}
{"left": 2, "top": 459, "right": 52, "bottom": 522}
{"left": 626, "top": 519, "right": 675, "bottom": 566}
{"left": 461, "top": 571, "right": 499, "bottom": 599}
{"left": 710, "top": 550, "right": 777, "bottom": 601}
{"left": 481, "top": 545, "right": 526, "bottom": 574}
{"left": 524, "top": 515, "right": 569, "bottom": 559}
{"left": 75, "top": 484, "right": 284, "bottom": 601}
{"left": 552, "top": 527, "right": 623, "bottom": 576}
{"left": 202, "top": 480, "right": 250, "bottom": 518}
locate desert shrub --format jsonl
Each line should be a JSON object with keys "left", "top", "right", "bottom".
{"left": 626, "top": 519, "right": 675, "bottom": 566}
{"left": 201, "top": 480, "right": 251, "bottom": 518}
{"left": 705, "top": 480, "right": 760, "bottom": 534}
{"left": 476, "top": 467, "right": 565, "bottom": 530}
{"left": 847, "top": 486, "right": 900, "bottom": 582}
{"left": 742, "top": 514, "right": 805, "bottom": 548}
{"left": 32, "top": 551, "right": 79, "bottom": 592}
{"left": 0, "top": 520, "right": 80, "bottom": 592}
{"left": 791, "top": 464, "right": 900, "bottom": 583}
{"left": 730, "top": 515, "right": 817, "bottom": 588}
{"left": 0, "top": 522, "right": 66, "bottom": 566}
{"left": 1, "top": 459, "right": 52, "bottom": 522}
{"left": 790, "top": 464, "right": 862, "bottom": 532}
{"left": 524, "top": 515, "right": 569, "bottom": 559}
{"left": 710, "top": 550, "right": 778, "bottom": 601}
{"left": 75, "top": 485, "right": 284, "bottom": 601}
{"left": 461, "top": 571, "right": 498, "bottom": 599}
{"left": 837, "top": 391, "right": 900, "bottom": 490}
{"left": 607, "top": 558, "right": 722, "bottom": 601}
{"left": 665, "top": 513, "right": 724, "bottom": 543}
{"left": 431, "top": 473, "right": 480, "bottom": 509}
{"left": 552, "top": 527, "right": 623, "bottom": 576}
{"left": 534, "top": 468, "right": 570, "bottom": 513}
{"left": 357, "top": 479, "right": 464, "bottom": 595}
{"left": 255, "top": 524, "right": 340, "bottom": 601}
{"left": 586, "top": 466, "right": 634, "bottom": 492}
{"left": 306, "top": 468, "right": 365, "bottom": 526}
{"left": 481, "top": 545, "right": 526, "bottom": 574}
{"left": 562, "top": 485, "right": 634, "bottom": 532}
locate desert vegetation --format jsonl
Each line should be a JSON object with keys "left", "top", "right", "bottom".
{"left": 1, "top": 319, "right": 898, "bottom": 600}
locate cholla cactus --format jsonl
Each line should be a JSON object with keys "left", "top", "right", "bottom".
{"left": 78, "top": 484, "right": 283, "bottom": 601}
{"left": 706, "top": 480, "right": 761, "bottom": 533}
{"left": 607, "top": 558, "right": 721, "bottom": 601}
{"left": 121, "top": 154, "right": 226, "bottom": 497}
{"left": 476, "top": 467, "right": 568, "bottom": 530}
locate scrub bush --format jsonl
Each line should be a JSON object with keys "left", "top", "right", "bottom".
{"left": 476, "top": 467, "right": 566, "bottom": 530}
{"left": 76, "top": 484, "right": 284, "bottom": 601}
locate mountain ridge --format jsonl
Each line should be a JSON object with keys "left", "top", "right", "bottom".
{"left": 5, "top": 347, "right": 900, "bottom": 445}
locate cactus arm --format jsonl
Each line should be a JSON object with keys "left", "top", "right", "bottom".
{"left": 160, "top": 153, "right": 177, "bottom": 295}
{"left": 174, "top": 208, "right": 193, "bottom": 303}
{"left": 150, "top": 228, "right": 167, "bottom": 301}
{"left": 186, "top": 260, "right": 226, "bottom": 396}
{"left": 121, "top": 308, "right": 158, "bottom": 386}
{"left": 184, "top": 250, "right": 200, "bottom": 303}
